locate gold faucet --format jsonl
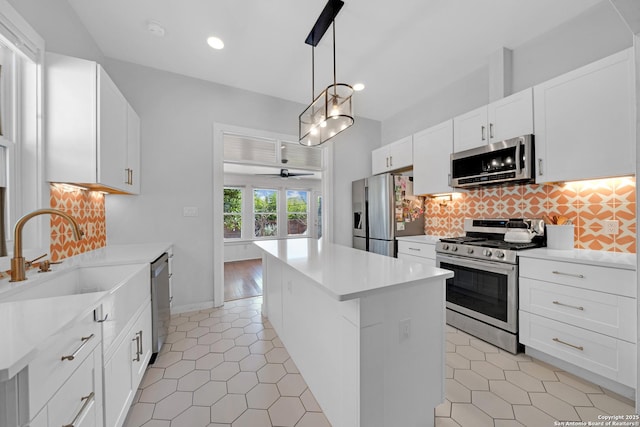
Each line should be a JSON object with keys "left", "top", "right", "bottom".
{"left": 10, "top": 208, "right": 83, "bottom": 282}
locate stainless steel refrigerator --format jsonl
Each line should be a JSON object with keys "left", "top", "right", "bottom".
{"left": 352, "top": 174, "right": 425, "bottom": 257}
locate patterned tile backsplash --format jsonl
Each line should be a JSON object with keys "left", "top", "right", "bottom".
{"left": 424, "top": 176, "right": 636, "bottom": 253}
{"left": 50, "top": 184, "right": 107, "bottom": 261}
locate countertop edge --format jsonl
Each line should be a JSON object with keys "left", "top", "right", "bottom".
{"left": 336, "top": 270, "right": 454, "bottom": 301}
{"left": 518, "top": 248, "right": 637, "bottom": 271}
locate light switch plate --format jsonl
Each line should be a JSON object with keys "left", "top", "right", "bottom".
{"left": 183, "top": 207, "right": 199, "bottom": 217}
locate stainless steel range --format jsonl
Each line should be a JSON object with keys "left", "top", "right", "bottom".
{"left": 436, "top": 218, "right": 545, "bottom": 354}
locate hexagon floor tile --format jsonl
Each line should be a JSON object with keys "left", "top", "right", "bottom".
{"left": 123, "top": 296, "right": 637, "bottom": 427}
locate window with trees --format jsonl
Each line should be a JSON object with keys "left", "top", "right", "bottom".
{"left": 286, "top": 190, "right": 308, "bottom": 236}
{"left": 223, "top": 187, "right": 243, "bottom": 239}
{"left": 254, "top": 189, "right": 278, "bottom": 238}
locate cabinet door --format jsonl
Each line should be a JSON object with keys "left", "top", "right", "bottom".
{"left": 487, "top": 88, "right": 533, "bottom": 143}
{"left": 104, "top": 331, "right": 134, "bottom": 427}
{"left": 534, "top": 48, "right": 635, "bottom": 183}
{"left": 413, "top": 120, "right": 453, "bottom": 195}
{"left": 131, "top": 303, "right": 153, "bottom": 390}
{"left": 453, "top": 105, "right": 488, "bottom": 152}
{"left": 98, "top": 66, "right": 128, "bottom": 192}
{"left": 371, "top": 146, "right": 389, "bottom": 175}
{"left": 387, "top": 136, "right": 413, "bottom": 170}
{"left": 126, "top": 105, "right": 141, "bottom": 194}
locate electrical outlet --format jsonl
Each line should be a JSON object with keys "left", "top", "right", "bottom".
{"left": 603, "top": 220, "right": 619, "bottom": 235}
{"left": 183, "top": 207, "right": 199, "bottom": 217}
{"left": 399, "top": 319, "right": 411, "bottom": 343}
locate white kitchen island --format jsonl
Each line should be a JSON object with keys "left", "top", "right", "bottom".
{"left": 254, "top": 238, "right": 454, "bottom": 427}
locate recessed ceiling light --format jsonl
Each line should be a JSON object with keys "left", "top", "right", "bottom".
{"left": 207, "top": 36, "right": 224, "bottom": 50}
{"left": 353, "top": 83, "right": 365, "bottom": 91}
{"left": 147, "top": 21, "right": 165, "bottom": 37}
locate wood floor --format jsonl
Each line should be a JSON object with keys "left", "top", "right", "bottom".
{"left": 224, "top": 258, "right": 263, "bottom": 301}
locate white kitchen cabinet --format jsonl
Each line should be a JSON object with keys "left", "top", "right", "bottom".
{"left": 46, "top": 52, "right": 141, "bottom": 194}
{"left": 397, "top": 240, "right": 436, "bottom": 267}
{"left": 519, "top": 256, "right": 637, "bottom": 388}
{"left": 412, "top": 120, "right": 453, "bottom": 195}
{"left": 125, "top": 105, "right": 141, "bottom": 194}
{"left": 453, "top": 88, "right": 533, "bottom": 152}
{"left": 104, "top": 302, "right": 152, "bottom": 427}
{"left": 372, "top": 136, "right": 413, "bottom": 175}
{"left": 534, "top": 48, "right": 635, "bottom": 183}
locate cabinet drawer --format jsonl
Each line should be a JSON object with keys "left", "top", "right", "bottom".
{"left": 48, "top": 349, "right": 99, "bottom": 427}
{"left": 520, "top": 278, "right": 636, "bottom": 342}
{"left": 520, "top": 312, "right": 636, "bottom": 387}
{"left": 28, "top": 311, "right": 100, "bottom": 419}
{"left": 397, "top": 241, "right": 435, "bottom": 259}
{"left": 519, "top": 257, "right": 636, "bottom": 298}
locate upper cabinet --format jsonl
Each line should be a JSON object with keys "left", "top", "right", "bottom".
{"left": 453, "top": 88, "right": 533, "bottom": 152}
{"left": 413, "top": 120, "right": 453, "bottom": 195}
{"left": 534, "top": 48, "right": 635, "bottom": 183}
{"left": 46, "top": 53, "right": 140, "bottom": 194}
{"left": 372, "top": 135, "right": 413, "bottom": 175}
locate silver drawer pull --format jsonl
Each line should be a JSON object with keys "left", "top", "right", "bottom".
{"left": 552, "top": 271, "right": 585, "bottom": 279}
{"left": 408, "top": 247, "right": 421, "bottom": 252}
{"left": 95, "top": 313, "right": 109, "bottom": 323}
{"left": 61, "top": 334, "right": 95, "bottom": 361}
{"left": 62, "top": 391, "right": 95, "bottom": 427}
{"left": 552, "top": 337, "right": 584, "bottom": 351}
{"left": 133, "top": 334, "right": 141, "bottom": 362}
{"left": 552, "top": 301, "right": 584, "bottom": 311}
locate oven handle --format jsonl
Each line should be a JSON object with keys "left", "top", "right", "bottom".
{"left": 436, "top": 254, "right": 516, "bottom": 274}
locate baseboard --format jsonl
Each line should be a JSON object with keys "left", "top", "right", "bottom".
{"left": 171, "top": 300, "right": 221, "bottom": 314}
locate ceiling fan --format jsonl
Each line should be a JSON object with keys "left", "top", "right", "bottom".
{"left": 257, "top": 168, "right": 314, "bottom": 179}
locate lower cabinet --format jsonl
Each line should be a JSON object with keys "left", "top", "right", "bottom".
{"left": 104, "top": 302, "right": 152, "bottom": 427}
{"left": 397, "top": 240, "right": 436, "bottom": 267}
{"left": 519, "top": 256, "right": 636, "bottom": 389}
{"left": 29, "top": 347, "right": 103, "bottom": 427}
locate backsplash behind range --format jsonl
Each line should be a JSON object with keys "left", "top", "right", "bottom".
{"left": 425, "top": 177, "right": 636, "bottom": 253}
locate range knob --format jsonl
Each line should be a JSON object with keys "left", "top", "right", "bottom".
{"left": 451, "top": 245, "right": 458, "bottom": 252}
{"left": 467, "top": 248, "right": 474, "bottom": 254}
{"left": 483, "top": 249, "right": 492, "bottom": 257}
{"left": 495, "top": 250, "right": 505, "bottom": 259}
{"left": 442, "top": 244, "right": 450, "bottom": 250}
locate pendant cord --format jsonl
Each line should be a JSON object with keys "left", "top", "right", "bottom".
{"left": 332, "top": 20, "right": 337, "bottom": 96}
{"left": 312, "top": 45, "right": 315, "bottom": 101}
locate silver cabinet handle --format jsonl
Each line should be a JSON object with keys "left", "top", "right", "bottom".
{"left": 552, "top": 337, "right": 584, "bottom": 351}
{"left": 481, "top": 125, "right": 486, "bottom": 141}
{"left": 138, "top": 330, "right": 143, "bottom": 355}
{"left": 552, "top": 271, "right": 584, "bottom": 279}
{"left": 95, "top": 313, "right": 109, "bottom": 323}
{"left": 538, "top": 158, "right": 543, "bottom": 176}
{"left": 61, "top": 334, "right": 95, "bottom": 361}
{"left": 489, "top": 123, "right": 494, "bottom": 139}
{"left": 389, "top": 156, "right": 393, "bottom": 167}
{"left": 132, "top": 332, "right": 141, "bottom": 362}
{"left": 124, "top": 168, "right": 130, "bottom": 184}
{"left": 385, "top": 157, "right": 389, "bottom": 168}
{"left": 552, "top": 301, "right": 584, "bottom": 311}
{"left": 408, "top": 247, "right": 421, "bottom": 252}
{"left": 62, "top": 391, "right": 95, "bottom": 427}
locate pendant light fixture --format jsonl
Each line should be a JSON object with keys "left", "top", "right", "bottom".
{"left": 299, "top": 0, "right": 354, "bottom": 147}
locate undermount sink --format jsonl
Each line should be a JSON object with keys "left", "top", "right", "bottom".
{"left": 0, "top": 263, "right": 148, "bottom": 303}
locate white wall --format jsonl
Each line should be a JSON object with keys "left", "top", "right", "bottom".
{"left": 382, "top": 0, "right": 632, "bottom": 144}
{"left": 102, "top": 58, "right": 379, "bottom": 310}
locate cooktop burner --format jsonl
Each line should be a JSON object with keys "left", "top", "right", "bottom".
{"left": 465, "top": 240, "right": 539, "bottom": 250}
{"left": 439, "top": 236, "right": 487, "bottom": 244}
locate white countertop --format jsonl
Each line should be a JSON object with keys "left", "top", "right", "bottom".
{"left": 255, "top": 239, "right": 453, "bottom": 301}
{"left": 396, "top": 235, "right": 442, "bottom": 244}
{"left": 518, "top": 248, "right": 637, "bottom": 271}
{"left": 0, "top": 242, "right": 172, "bottom": 382}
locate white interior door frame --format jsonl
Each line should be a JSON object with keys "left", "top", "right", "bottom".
{"left": 212, "top": 123, "right": 332, "bottom": 307}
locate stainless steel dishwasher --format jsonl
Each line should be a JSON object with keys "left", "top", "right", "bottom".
{"left": 150, "top": 252, "right": 170, "bottom": 363}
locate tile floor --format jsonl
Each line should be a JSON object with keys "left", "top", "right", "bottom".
{"left": 123, "top": 297, "right": 636, "bottom": 427}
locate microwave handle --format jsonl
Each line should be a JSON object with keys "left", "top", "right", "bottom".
{"left": 515, "top": 138, "right": 522, "bottom": 175}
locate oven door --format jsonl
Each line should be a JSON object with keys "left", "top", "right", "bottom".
{"left": 437, "top": 254, "right": 518, "bottom": 333}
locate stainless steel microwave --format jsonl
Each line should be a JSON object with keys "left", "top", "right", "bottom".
{"left": 450, "top": 135, "right": 534, "bottom": 188}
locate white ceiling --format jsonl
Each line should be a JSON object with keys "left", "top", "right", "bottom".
{"left": 67, "top": 0, "right": 602, "bottom": 121}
